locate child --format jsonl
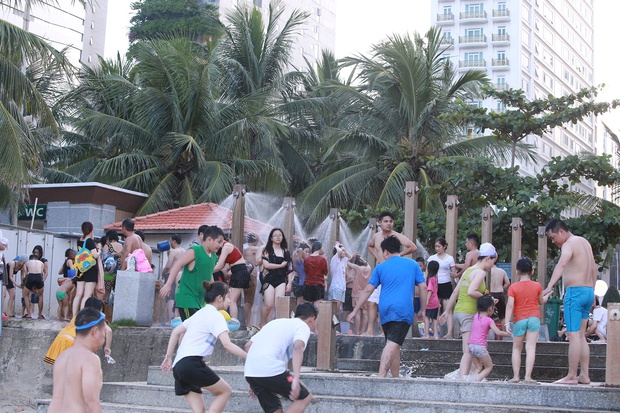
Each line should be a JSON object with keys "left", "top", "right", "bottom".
{"left": 414, "top": 257, "right": 426, "bottom": 321}
{"left": 468, "top": 295, "right": 511, "bottom": 381}
{"left": 424, "top": 260, "right": 440, "bottom": 339}
{"left": 56, "top": 249, "right": 76, "bottom": 321}
{"left": 504, "top": 257, "right": 549, "bottom": 383}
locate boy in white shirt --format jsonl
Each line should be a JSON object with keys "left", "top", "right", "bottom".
{"left": 244, "top": 303, "right": 318, "bottom": 413}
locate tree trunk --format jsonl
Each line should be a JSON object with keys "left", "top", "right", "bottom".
{"left": 511, "top": 139, "right": 517, "bottom": 168}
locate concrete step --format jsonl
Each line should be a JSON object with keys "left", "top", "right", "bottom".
{"left": 97, "top": 380, "right": 620, "bottom": 413}
{"left": 336, "top": 359, "right": 607, "bottom": 382}
{"left": 36, "top": 399, "right": 192, "bottom": 412}
{"left": 143, "top": 366, "right": 620, "bottom": 412}
{"left": 335, "top": 335, "right": 607, "bottom": 357}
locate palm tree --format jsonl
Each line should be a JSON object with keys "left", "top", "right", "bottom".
{"left": 0, "top": 18, "right": 72, "bottom": 207}
{"left": 297, "top": 28, "right": 533, "bottom": 224}
{"left": 214, "top": 0, "right": 316, "bottom": 193}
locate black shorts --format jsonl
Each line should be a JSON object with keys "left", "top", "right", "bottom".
{"left": 302, "top": 284, "right": 325, "bottom": 302}
{"left": 163, "top": 273, "right": 176, "bottom": 303}
{"left": 343, "top": 287, "right": 353, "bottom": 312}
{"left": 382, "top": 321, "right": 410, "bottom": 346}
{"left": 25, "top": 273, "right": 44, "bottom": 291}
{"left": 229, "top": 263, "right": 251, "bottom": 289}
{"left": 413, "top": 297, "right": 421, "bottom": 314}
{"left": 437, "top": 282, "right": 453, "bottom": 300}
{"left": 425, "top": 308, "right": 439, "bottom": 320}
{"left": 178, "top": 307, "right": 199, "bottom": 321}
{"left": 291, "top": 274, "right": 304, "bottom": 298}
{"left": 491, "top": 292, "right": 506, "bottom": 320}
{"left": 173, "top": 356, "right": 221, "bottom": 395}
{"left": 246, "top": 371, "right": 310, "bottom": 413}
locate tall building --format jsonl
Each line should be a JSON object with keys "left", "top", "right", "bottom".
{"left": 210, "top": 0, "right": 336, "bottom": 70}
{"left": 431, "top": 0, "right": 597, "bottom": 195}
{"left": 0, "top": 0, "right": 108, "bottom": 67}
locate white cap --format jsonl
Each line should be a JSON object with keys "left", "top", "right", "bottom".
{"left": 478, "top": 243, "right": 497, "bottom": 258}
{"left": 0, "top": 237, "right": 8, "bottom": 247}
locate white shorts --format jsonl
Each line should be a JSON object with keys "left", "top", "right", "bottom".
{"left": 328, "top": 287, "right": 345, "bottom": 303}
{"left": 368, "top": 285, "right": 381, "bottom": 304}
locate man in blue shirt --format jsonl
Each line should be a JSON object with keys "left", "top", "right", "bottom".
{"left": 348, "top": 235, "right": 427, "bottom": 377}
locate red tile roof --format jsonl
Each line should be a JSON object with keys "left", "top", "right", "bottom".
{"left": 103, "top": 203, "right": 272, "bottom": 235}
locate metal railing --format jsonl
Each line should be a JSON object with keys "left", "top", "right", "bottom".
{"left": 492, "top": 58, "right": 509, "bottom": 66}
{"left": 492, "top": 34, "right": 510, "bottom": 42}
{"left": 437, "top": 13, "right": 455, "bottom": 22}
{"left": 459, "top": 35, "right": 487, "bottom": 44}
{"left": 459, "top": 60, "right": 486, "bottom": 68}
{"left": 460, "top": 11, "right": 487, "bottom": 19}
{"left": 493, "top": 9, "right": 510, "bottom": 17}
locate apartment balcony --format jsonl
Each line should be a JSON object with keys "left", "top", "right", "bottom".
{"left": 436, "top": 13, "right": 455, "bottom": 24}
{"left": 491, "top": 58, "right": 510, "bottom": 70}
{"left": 492, "top": 8, "right": 510, "bottom": 21}
{"left": 438, "top": 0, "right": 454, "bottom": 2}
{"left": 493, "top": 82, "right": 509, "bottom": 90}
{"left": 458, "top": 35, "right": 488, "bottom": 48}
{"left": 491, "top": 33, "right": 510, "bottom": 45}
{"left": 459, "top": 10, "right": 488, "bottom": 23}
{"left": 440, "top": 37, "right": 454, "bottom": 49}
{"left": 459, "top": 60, "right": 486, "bottom": 70}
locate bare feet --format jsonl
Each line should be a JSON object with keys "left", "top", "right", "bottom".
{"left": 577, "top": 375, "right": 591, "bottom": 385}
{"left": 553, "top": 377, "right": 579, "bottom": 385}
{"left": 508, "top": 378, "right": 520, "bottom": 383}
{"left": 524, "top": 379, "right": 540, "bottom": 385}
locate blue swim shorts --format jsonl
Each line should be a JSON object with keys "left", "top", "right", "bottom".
{"left": 513, "top": 317, "right": 540, "bottom": 337}
{"left": 563, "top": 286, "right": 594, "bottom": 333}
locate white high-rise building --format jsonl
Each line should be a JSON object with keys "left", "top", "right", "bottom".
{"left": 1, "top": 0, "right": 108, "bottom": 67}
{"left": 210, "top": 0, "right": 336, "bottom": 70}
{"left": 431, "top": 0, "right": 596, "bottom": 195}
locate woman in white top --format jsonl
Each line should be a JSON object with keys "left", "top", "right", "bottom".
{"left": 428, "top": 237, "right": 457, "bottom": 338}
{"left": 161, "top": 281, "right": 247, "bottom": 413}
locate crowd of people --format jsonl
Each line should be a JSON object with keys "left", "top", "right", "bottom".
{"left": 3, "top": 214, "right": 618, "bottom": 412}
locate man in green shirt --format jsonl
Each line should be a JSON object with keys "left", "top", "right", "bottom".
{"left": 159, "top": 226, "right": 225, "bottom": 320}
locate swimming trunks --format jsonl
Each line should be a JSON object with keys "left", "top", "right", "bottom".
{"left": 56, "top": 291, "right": 67, "bottom": 301}
{"left": 25, "top": 273, "right": 44, "bottom": 290}
{"left": 491, "top": 292, "right": 506, "bottom": 320}
{"left": 564, "top": 286, "right": 594, "bottom": 332}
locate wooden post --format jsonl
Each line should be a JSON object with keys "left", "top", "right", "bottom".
{"left": 481, "top": 207, "right": 493, "bottom": 244}
{"left": 367, "top": 218, "right": 377, "bottom": 268}
{"left": 606, "top": 303, "right": 620, "bottom": 385}
{"left": 445, "top": 195, "right": 458, "bottom": 259}
{"left": 537, "top": 226, "right": 548, "bottom": 323}
{"left": 282, "top": 197, "right": 295, "bottom": 249}
{"left": 404, "top": 182, "right": 419, "bottom": 258}
{"left": 231, "top": 184, "right": 246, "bottom": 251}
{"left": 275, "top": 296, "right": 296, "bottom": 320}
{"left": 510, "top": 218, "right": 522, "bottom": 282}
{"left": 316, "top": 300, "right": 339, "bottom": 371}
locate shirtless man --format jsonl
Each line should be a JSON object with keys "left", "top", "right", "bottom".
{"left": 48, "top": 307, "right": 105, "bottom": 413}
{"left": 543, "top": 219, "right": 597, "bottom": 385}
{"left": 25, "top": 254, "right": 46, "bottom": 319}
{"left": 366, "top": 211, "right": 417, "bottom": 335}
{"left": 456, "top": 233, "right": 480, "bottom": 277}
{"left": 120, "top": 218, "right": 142, "bottom": 270}
{"left": 160, "top": 234, "right": 185, "bottom": 321}
{"left": 490, "top": 260, "right": 510, "bottom": 333}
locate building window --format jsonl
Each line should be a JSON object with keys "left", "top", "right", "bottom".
{"left": 444, "top": 6, "right": 452, "bottom": 15}
{"left": 498, "top": 2, "right": 506, "bottom": 11}
{"left": 88, "top": 54, "right": 92, "bottom": 63}
{"left": 466, "top": 28, "right": 483, "bottom": 36}
{"left": 465, "top": 3, "right": 483, "bottom": 13}
{"left": 89, "top": 37, "right": 93, "bottom": 45}
{"left": 498, "top": 26, "right": 506, "bottom": 35}
{"left": 497, "top": 51, "right": 506, "bottom": 60}
{"left": 464, "top": 52, "right": 483, "bottom": 61}
{"left": 91, "top": 21, "right": 94, "bottom": 29}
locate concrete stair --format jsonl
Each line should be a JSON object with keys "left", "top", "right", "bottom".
{"left": 38, "top": 364, "right": 620, "bottom": 413}
{"left": 333, "top": 336, "right": 608, "bottom": 382}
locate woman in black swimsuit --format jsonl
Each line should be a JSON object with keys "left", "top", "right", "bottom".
{"left": 259, "top": 228, "right": 292, "bottom": 327}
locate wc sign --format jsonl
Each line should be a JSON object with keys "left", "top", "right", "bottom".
{"left": 18, "top": 204, "right": 47, "bottom": 221}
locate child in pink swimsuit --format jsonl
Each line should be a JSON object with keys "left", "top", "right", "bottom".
{"left": 468, "top": 295, "right": 512, "bottom": 381}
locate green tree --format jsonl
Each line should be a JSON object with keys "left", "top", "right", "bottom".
{"left": 129, "top": 0, "right": 223, "bottom": 44}
{"left": 297, "top": 28, "right": 533, "bottom": 226}
{"left": 446, "top": 86, "right": 620, "bottom": 167}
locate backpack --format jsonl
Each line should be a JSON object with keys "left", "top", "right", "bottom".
{"left": 75, "top": 238, "right": 97, "bottom": 274}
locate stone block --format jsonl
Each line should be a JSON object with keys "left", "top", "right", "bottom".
{"left": 113, "top": 270, "right": 156, "bottom": 326}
